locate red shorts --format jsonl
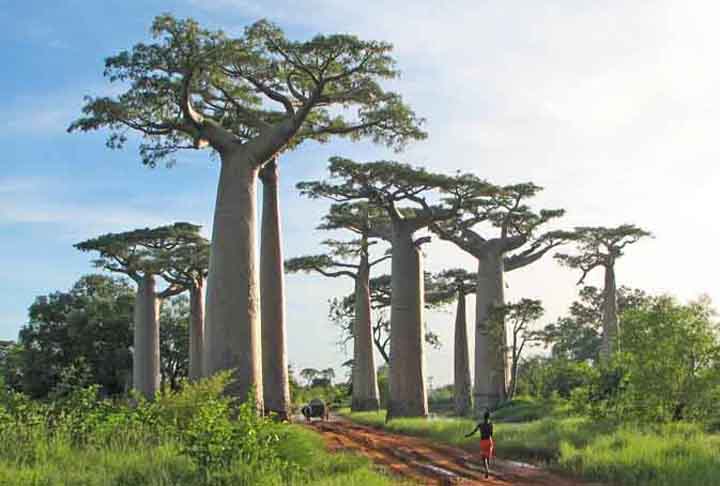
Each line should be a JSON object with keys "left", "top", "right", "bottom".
{"left": 479, "top": 438, "right": 495, "bottom": 459}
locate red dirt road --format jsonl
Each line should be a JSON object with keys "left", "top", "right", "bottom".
{"left": 306, "top": 417, "right": 600, "bottom": 486}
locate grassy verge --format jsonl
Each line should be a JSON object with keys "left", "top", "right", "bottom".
{"left": 0, "top": 422, "right": 403, "bottom": 486}
{"left": 340, "top": 409, "right": 720, "bottom": 486}
{"left": 0, "top": 374, "right": 405, "bottom": 486}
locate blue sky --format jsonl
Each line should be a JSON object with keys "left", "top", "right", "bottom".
{"left": 2, "top": 1, "right": 719, "bottom": 385}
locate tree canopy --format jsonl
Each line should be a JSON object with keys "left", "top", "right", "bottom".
{"left": 432, "top": 180, "right": 571, "bottom": 267}
{"left": 68, "top": 15, "right": 426, "bottom": 167}
{"left": 74, "top": 222, "right": 207, "bottom": 295}
{"left": 555, "top": 225, "right": 652, "bottom": 283}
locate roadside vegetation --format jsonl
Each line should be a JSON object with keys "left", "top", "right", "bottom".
{"left": 0, "top": 373, "right": 399, "bottom": 486}
{"left": 341, "top": 293, "right": 720, "bottom": 486}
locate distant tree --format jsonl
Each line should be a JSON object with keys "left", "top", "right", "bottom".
{"left": 555, "top": 225, "right": 652, "bottom": 360}
{"left": 328, "top": 272, "right": 450, "bottom": 365}
{"left": 156, "top": 229, "right": 209, "bottom": 381}
{"left": 286, "top": 202, "right": 390, "bottom": 411}
{"left": 431, "top": 180, "right": 571, "bottom": 410}
{"left": 539, "top": 285, "right": 650, "bottom": 362}
{"left": 621, "top": 296, "right": 720, "bottom": 421}
{"left": 298, "top": 157, "right": 481, "bottom": 418}
{"left": 321, "top": 367, "right": 336, "bottom": 384}
{"left": 300, "top": 368, "right": 319, "bottom": 387}
{"left": 11, "top": 275, "right": 134, "bottom": 398}
{"left": 75, "top": 223, "right": 202, "bottom": 398}
{"left": 490, "top": 299, "right": 544, "bottom": 400}
{"left": 69, "top": 15, "right": 425, "bottom": 405}
{"left": 429, "top": 269, "right": 477, "bottom": 416}
{"left": 159, "top": 295, "right": 190, "bottom": 390}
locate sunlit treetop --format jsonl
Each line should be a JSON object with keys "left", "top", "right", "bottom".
{"left": 426, "top": 268, "right": 478, "bottom": 302}
{"left": 554, "top": 225, "right": 653, "bottom": 284}
{"left": 297, "top": 157, "right": 482, "bottom": 236}
{"left": 74, "top": 222, "right": 206, "bottom": 296}
{"left": 429, "top": 179, "right": 573, "bottom": 268}
{"left": 68, "top": 15, "right": 426, "bottom": 167}
{"left": 284, "top": 203, "right": 391, "bottom": 278}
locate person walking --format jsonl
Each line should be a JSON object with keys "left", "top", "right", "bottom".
{"left": 465, "top": 409, "right": 494, "bottom": 478}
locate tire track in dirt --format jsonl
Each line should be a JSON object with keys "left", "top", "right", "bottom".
{"left": 305, "top": 417, "right": 601, "bottom": 486}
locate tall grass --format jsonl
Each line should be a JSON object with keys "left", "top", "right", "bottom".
{"left": 0, "top": 376, "right": 401, "bottom": 486}
{"left": 341, "top": 409, "right": 720, "bottom": 486}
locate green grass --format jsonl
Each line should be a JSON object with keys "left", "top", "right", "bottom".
{"left": 0, "top": 422, "right": 403, "bottom": 486}
{"left": 340, "top": 409, "right": 720, "bottom": 486}
{"left": 0, "top": 375, "right": 404, "bottom": 486}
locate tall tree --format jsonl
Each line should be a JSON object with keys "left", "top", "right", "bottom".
{"left": 431, "top": 181, "right": 569, "bottom": 410}
{"left": 298, "top": 158, "right": 470, "bottom": 418}
{"left": 74, "top": 223, "right": 200, "bottom": 399}
{"left": 329, "top": 273, "right": 447, "bottom": 365}
{"left": 429, "top": 269, "right": 477, "bottom": 416}
{"left": 490, "top": 299, "right": 544, "bottom": 400}
{"left": 286, "top": 202, "right": 390, "bottom": 411}
{"left": 69, "top": 15, "right": 425, "bottom": 405}
{"left": 259, "top": 157, "right": 291, "bottom": 418}
{"left": 539, "top": 285, "right": 650, "bottom": 362}
{"left": 555, "top": 225, "right": 651, "bottom": 361}
{"left": 155, "top": 228, "right": 209, "bottom": 381}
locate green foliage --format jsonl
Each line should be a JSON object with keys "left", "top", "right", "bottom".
{"left": 10, "top": 275, "right": 134, "bottom": 398}
{"left": 159, "top": 295, "right": 190, "bottom": 390}
{"left": 515, "top": 357, "right": 594, "bottom": 399}
{"left": 555, "top": 224, "right": 652, "bottom": 283}
{"left": 343, "top": 410, "right": 720, "bottom": 486}
{"left": 74, "top": 222, "right": 207, "bottom": 287}
{"left": 619, "top": 296, "right": 720, "bottom": 422}
{"left": 6, "top": 275, "right": 191, "bottom": 400}
{"left": 68, "top": 15, "right": 425, "bottom": 167}
{"left": 0, "top": 374, "right": 396, "bottom": 485}
{"left": 539, "top": 285, "right": 651, "bottom": 362}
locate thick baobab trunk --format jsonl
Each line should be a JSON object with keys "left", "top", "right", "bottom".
{"left": 474, "top": 251, "right": 509, "bottom": 412}
{"left": 204, "top": 153, "right": 263, "bottom": 409}
{"left": 599, "top": 263, "right": 618, "bottom": 361}
{"left": 259, "top": 160, "right": 290, "bottom": 419}
{"left": 133, "top": 274, "right": 160, "bottom": 400}
{"left": 388, "top": 228, "right": 428, "bottom": 418}
{"left": 352, "top": 257, "right": 381, "bottom": 411}
{"left": 188, "top": 280, "right": 205, "bottom": 381}
{"left": 453, "top": 289, "right": 472, "bottom": 416}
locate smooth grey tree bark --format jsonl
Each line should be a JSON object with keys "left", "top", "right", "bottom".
{"left": 203, "top": 149, "right": 264, "bottom": 408}
{"left": 453, "top": 285, "right": 472, "bottom": 416}
{"left": 474, "top": 249, "right": 509, "bottom": 410}
{"left": 259, "top": 159, "right": 290, "bottom": 419}
{"left": 388, "top": 225, "right": 428, "bottom": 418}
{"left": 352, "top": 254, "right": 381, "bottom": 411}
{"left": 599, "top": 262, "right": 618, "bottom": 361}
{"left": 133, "top": 273, "right": 161, "bottom": 400}
{"left": 188, "top": 279, "right": 205, "bottom": 381}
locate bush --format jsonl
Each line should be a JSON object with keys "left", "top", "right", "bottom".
{"left": 0, "top": 374, "right": 396, "bottom": 485}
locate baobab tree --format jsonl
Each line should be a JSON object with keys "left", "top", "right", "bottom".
{"left": 74, "top": 223, "right": 202, "bottom": 398}
{"left": 299, "top": 158, "right": 472, "bottom": 418}
{"left": 156, "top": 228, "right": 209, "bottom": 381}
{"left": 555, "top": 225, "right": 651, "bottom": 361}
{"left": 429, "top": 269, "right": 477, "bottom": 416}
{"left": 258, "top": 157, "right": 291, "bottom": 418}
{"left": 489, "top": 298, "right": 544, "bottom": 400}
{"left": 431, "top": 182, "right": 570, "bottom": 410}
{"left": 329, "top": 273, "right": 447, "bottom": 365}
{"left": 285, "top": 203, "right": 390, "bottom": 411}
{"left": 68, "top": 15, "right": 425, "bottom": 404}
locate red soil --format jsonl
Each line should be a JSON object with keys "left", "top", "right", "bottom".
{"left": 306, "top": 417, "right": 600, "bottom": 486}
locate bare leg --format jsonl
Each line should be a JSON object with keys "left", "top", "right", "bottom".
{"left": 483, "top": 457, "right": 489, "bottom": 478}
